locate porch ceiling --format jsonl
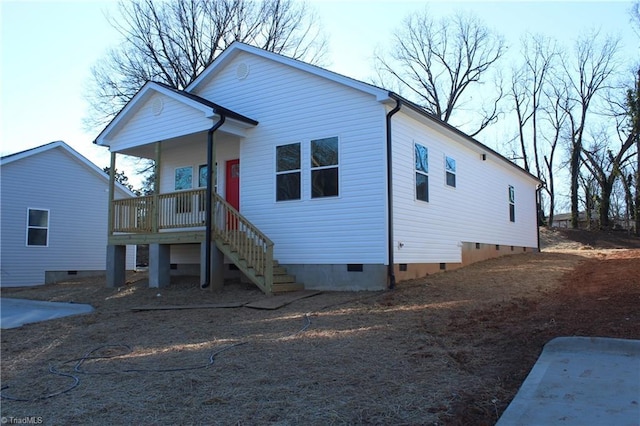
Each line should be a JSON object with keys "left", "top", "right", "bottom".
{"left": 117, "top": 130, "right": 238, "bottom": 160}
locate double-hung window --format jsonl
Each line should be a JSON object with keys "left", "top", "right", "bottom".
{"left": 174, "top": 166, "right": 193, "bottom": 213}
{"left": 415, "top": 143, "right": 429, "bottom": 202}
{"left": 27, "top": 208, "right": 49, "bottom": 247}
{"left": 445, "top": 156, "right": 456, "bottom": 188}
{"left": 509, "top": 185, "right": 515, "bottom": 222}
{"left": 276, "top": 143, "right": 301, "bottom": 201}
{"left": 311, "top": 137, "right": 339, "bottom": 198}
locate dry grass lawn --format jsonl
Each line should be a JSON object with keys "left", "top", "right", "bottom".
{"left": 1, "top": 228, "right": 639, "bottom": 425}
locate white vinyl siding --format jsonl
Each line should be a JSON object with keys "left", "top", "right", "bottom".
{"left": 391, "top": 112, "right": 538, "bottom": 264}
{"left": 194, "top": 52, "right": 388, "bottom": 264}
{"left": 0, "top": 145, "right": 136, "bottom": 287}
{"left": 105, "top": 92, "right": 214, "bottom": 153}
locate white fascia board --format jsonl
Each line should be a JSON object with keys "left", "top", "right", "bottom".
{"left": 187, "top": 42, "right": 390, "bottom": 102}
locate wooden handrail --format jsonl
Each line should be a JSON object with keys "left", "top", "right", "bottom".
{"left": 212, "top": 193, "right": 274, "bottom": 292}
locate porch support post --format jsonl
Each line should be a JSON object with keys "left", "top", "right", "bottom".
{"left": 107, "top": 151, "right": 116, "bottom": 236}
{"left": 152, "top": 142, "right": 161, "bottom": 233}
{"left": 149, "top": 243, "right": 170, "bottom": 288}
{"left": 200, "top": 241, "right": 224, "bottom": 290}
{"left": 106, "top": 244, "right": 126, "bottom": 288}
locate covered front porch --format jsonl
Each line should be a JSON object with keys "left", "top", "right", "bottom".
{"left": 95, "top": 81, "right": 302, "bottom": 295}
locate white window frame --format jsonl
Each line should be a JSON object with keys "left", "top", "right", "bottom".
{"left": 509, "top": 185, "right": 515, "bottom": 222}
{"left": 174, "top": 165, "right": 193, "bottom": 191}
{"left": 26, "top": 208, "right": 49, "bottom": 247}
{"left": 445, "top": 155, "right": 456, "bottom": 188}
{"left": 275, "top": 142, "right": 302, "bottom": 202}
{"left": 415, "top": 143, "right": 429, "bottom": 202}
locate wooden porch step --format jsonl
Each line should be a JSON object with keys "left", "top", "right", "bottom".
{"left": 271, "top": 281, "right": 305, "bottom": 294}
{"left": 273, "top": 273, "right": 296, "bottom": 284}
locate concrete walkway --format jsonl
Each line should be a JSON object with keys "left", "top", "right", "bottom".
{"left": 0, "top": 298, "right": 94, "bottom": 329}
{"left": 497, "top": 336, "right": 640, "bottom": 425}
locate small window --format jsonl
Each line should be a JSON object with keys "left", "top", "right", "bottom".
{"left": 509, "top": 185, "right": 515, "bottom": 222}
{"left": 311, "top": 137, "right": 339, "bottom": 198}
{"left": 27, "top": 208, "right": 49, "bottom": 247}
{"left": 175, "top": 166, "right": 193, "bottom": 191}
{"left": 445, "top": 156, "right": 456, "bottom": 188}
{"left": 415, "top": 143, "right": 429, "bottom": 202}
{"left": 198, "top": 164, "right": 217, "bottom": 212}
{"left": 276, "top": 143, "right": 301, "bottom": 201}
{"left": 198, "top": 164, "right": 208, "bottom": 188}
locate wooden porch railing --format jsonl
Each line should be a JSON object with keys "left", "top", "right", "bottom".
{"left": 112, "top": 189, "right": 208, "bottom": 232}
{"left": 111, "top": 189, "right": 274, "bottom": 292}
{"left": 212, "top": 193, "right": 274, "bottom": 292}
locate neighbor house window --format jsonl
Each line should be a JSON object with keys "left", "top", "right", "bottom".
{"left": 509, "top": 185, "right": 515, "bottom": 222}
{"left": 276, "top": 143, "right": 301, "bottom": 201}
{"left": 415, "top": 143, "right": 429, "bottom": 202}
{"left": 27, "top": 208, "right": 49, "bottom": 247}
{"left": 311, "top": 137, "right": 339, "bottom": 198}
{"left": 445, "top": 156, "right": 456, "bottom": 188}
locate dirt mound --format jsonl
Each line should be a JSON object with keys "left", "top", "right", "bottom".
{"left": 540, "top": 226, "right": 640, "bottom": 250}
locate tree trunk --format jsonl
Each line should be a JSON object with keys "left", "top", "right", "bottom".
{"left": 599, "top": 181, "right": 613, "bottom": 229}
{"left": 570, "top": 143, "right": 581, "bottom": 228}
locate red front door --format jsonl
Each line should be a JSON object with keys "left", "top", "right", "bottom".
{"left": 225, "top": 159, "right": 240, "bottom": 229}
{"left": 226, "top": 159, "right": 240, "bottom": 210}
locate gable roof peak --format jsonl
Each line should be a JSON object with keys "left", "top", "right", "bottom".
{"left": 186, "top": 42, "right": 391, "bottom": 102}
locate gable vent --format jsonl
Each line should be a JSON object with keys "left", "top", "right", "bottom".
{"left": 151, "top": 98, "right": 164, "bottom": 116}
{"left": 236, "top": 62, "right": 250, "bottom": 80}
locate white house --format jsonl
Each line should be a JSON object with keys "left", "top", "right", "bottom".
{"left": 94, "top": 42, "right": 541, "bottom": 294}
{"left": 0, "top": 141, "right": 137, "bottom": 287}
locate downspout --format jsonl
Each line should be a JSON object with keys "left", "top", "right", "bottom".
{"left": 386, "top": 96, "right": 401, "bottom": 289}
{"left": 201, "top": 113, "right": 226, "bottom": 289}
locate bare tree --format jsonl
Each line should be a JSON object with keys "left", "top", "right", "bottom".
{"left": 374, "top": 9, "right": 505, "bottom": 137}
{"left": 85, "top": 0, "right": 327, "bottom": 128}
{"left": 632, "top": 1, "right": 640, "bottom": 37}
{"left": 562, "top": 31, "right": 620, "bottom": 228}
{"left": 510, "top": 35, "right": 559, "bottom": 173}
{"left": 541, "top": 79, "right": 571, "bottom": 227}
{"left": 628, "top": 68, "right": 640, "bottom": 234}
{"left": 581, "top": 128, "right": 635, "bottom": 229}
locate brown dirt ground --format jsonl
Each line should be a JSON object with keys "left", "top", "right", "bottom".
{"left": 1, "top": 228, "right": 639, "bottom": 425}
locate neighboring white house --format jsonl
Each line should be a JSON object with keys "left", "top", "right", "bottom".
{"left": 94, "top": 42, "right": 541, "bottom": 293}
{"left": 0, "top": 141, "right": 137, "bottom": 287}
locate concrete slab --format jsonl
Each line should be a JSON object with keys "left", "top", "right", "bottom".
{"left": 0, "top": 298, "right": 94, "bottom": 329}
{"left": 497, "top": 336, "right": 640, "bottom": 426}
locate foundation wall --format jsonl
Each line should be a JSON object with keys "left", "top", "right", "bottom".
{"left": 394, "top": 242, "right": 537, "bottom": 283}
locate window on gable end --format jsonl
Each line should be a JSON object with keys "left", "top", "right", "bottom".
{"left": 27, "top": 208, "right": 49, "bottom": 247}
{"left": 276, "top": 143, "right": 301, "bottom": 201}
{"left": 311, "top": 137, "right": 339, "bottom": 198}
{"left": 415, "top": 143, "right": 429, "bottom": 202}
{"left": 445, "top": 156, "right": 456, "bottom": 188}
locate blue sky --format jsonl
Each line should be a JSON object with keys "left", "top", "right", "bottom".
{"left": 1, "top": 0, "right": 637, "bottom": 176}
